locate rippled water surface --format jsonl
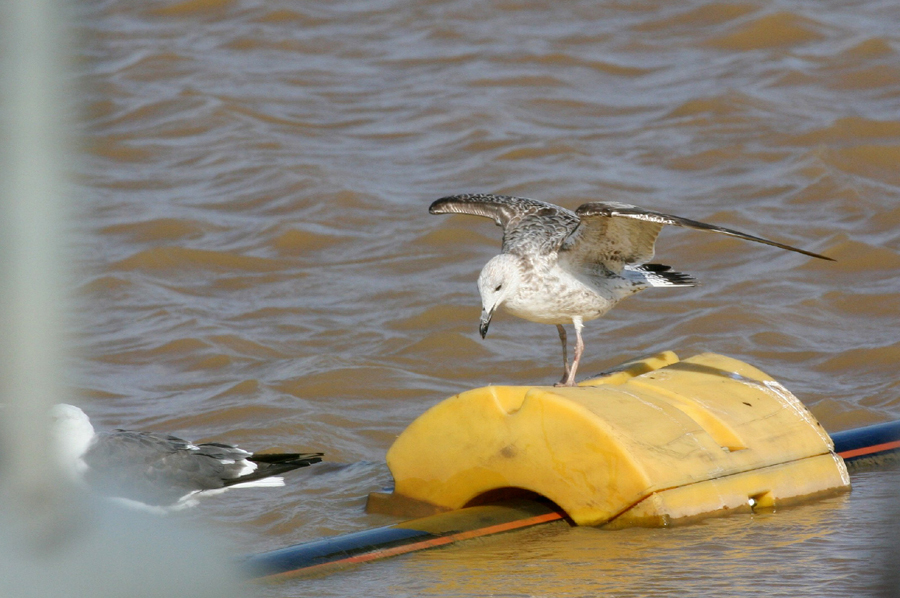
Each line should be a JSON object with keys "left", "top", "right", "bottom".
{"left": 71, "top": 0, "right": 899, "bottom": 596}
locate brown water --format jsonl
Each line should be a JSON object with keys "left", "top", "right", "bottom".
{"left": 71, "top": 0, "right": 899, "bottom": 596}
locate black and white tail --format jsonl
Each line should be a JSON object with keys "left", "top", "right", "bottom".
{"left": 627, "top": 263, "right": 696, "bottom": 287}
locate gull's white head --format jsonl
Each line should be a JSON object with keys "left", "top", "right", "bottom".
{"left": 476, "top": 254, "right": 522, "bottom": 338}
{"left": 50, "top": 403, "right": 96, "bottom": 476}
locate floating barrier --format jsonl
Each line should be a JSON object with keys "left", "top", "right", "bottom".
{"left": 246, "top": 352, "right": 899, "bottom": 579}
{"left": 374, "top": 352, "right": 849, "bottom": 526}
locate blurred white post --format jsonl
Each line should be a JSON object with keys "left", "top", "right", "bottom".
{"left": 0, "top": 2, "right": 243, "bottom": 597}
{"left": 0, "top": 0, "right": 76, "bottom": 544}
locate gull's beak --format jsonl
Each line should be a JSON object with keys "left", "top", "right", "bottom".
{"left": 479, "top": 307, "right": 494, "bottom": 339}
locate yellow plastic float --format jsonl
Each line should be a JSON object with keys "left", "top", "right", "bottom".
{"left": 369, "top": 352, "right": 850, "bottom": 527}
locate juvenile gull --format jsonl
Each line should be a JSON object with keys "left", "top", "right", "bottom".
{"left": 52, "top": 404, "right": 323, "bottom": 512}
{"left": 429, "top": 193, "right": 834, "bottom": 387}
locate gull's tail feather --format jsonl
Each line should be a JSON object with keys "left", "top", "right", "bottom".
{"left": 629, "top": 263, "right": 696, "bottom": 287}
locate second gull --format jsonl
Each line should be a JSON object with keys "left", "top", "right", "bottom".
{"left": 52, "top": 404, "right": 323, "bottom": 512}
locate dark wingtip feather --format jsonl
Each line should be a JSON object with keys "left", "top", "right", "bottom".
{"left": 428, "top": 196, "right": 453, "bottom": 214}
{"left": 251, "top": 452, "right": 324, "bottom": 466}
{"left": 222, "top": 452, "right": 324, "bottom": 487}
{"left": 429, "top": 194, "right": 480, "bottom": 214}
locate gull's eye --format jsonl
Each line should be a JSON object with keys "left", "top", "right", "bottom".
{"left": 494, "top": 284, "right": 503, "bottom": 292}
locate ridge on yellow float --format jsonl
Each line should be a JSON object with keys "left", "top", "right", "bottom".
{"left": 369, "top": 352, "right": 850, "bottom": 527}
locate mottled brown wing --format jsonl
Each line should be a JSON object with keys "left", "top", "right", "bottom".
{"left": 559, "top": 202, "right": 664, "bottom": 273}
{"left": 429, "top": 194, "right": 579, "bottom": 256}
{"left": 560, "top": 202, "right": 834, "bottom": 273}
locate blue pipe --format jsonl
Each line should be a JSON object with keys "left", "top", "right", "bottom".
{"left": 243, "top": 526, "right": 428, "bottom": 578}
{"left": 832, "top": 419, "right": 900, "bottom": 463}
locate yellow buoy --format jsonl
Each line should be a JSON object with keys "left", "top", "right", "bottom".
{"left": 372, "top": 352, "right": 850, "bottom": 527}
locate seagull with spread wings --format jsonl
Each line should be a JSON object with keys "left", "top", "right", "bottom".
{"left": 429, "top": 193, "right": 833, "bottom": 387}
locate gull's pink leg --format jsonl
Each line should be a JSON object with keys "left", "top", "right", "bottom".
{"left": 561, "top": 318, "right": 584, "bottom": 387}
{"left": 554, "top": 324, "right": 570, "bottom": 386}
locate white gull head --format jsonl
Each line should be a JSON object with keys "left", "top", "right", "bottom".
{"left": 477, "top": 254, "right": 523, "bottom": 338}
{"left": 50, "top": 403, "right": 95, "bottom": 477}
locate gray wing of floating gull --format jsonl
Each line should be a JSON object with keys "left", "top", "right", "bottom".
{"left": 51, "top": 404, "right": 323, "bottom": 509}
{"left": 560, "top": 201, "right": 834, "bottom": 274}
{"left": 429, "top": 194, "right": 580, "bottom": 256}
{"left": 84, "top": 431, "right": 323, "bottom": 508}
